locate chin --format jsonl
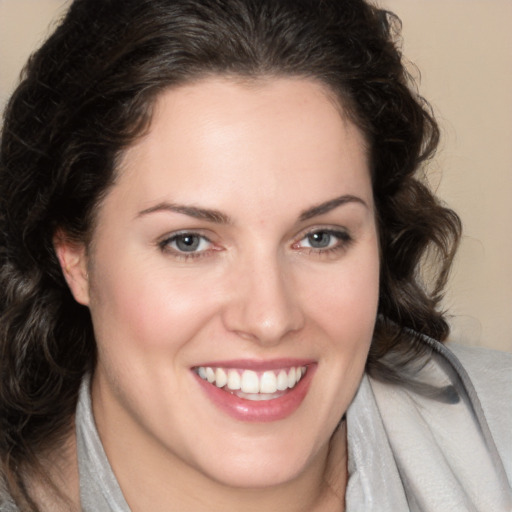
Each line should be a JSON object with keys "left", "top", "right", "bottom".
{"left": 192, "top": 434, "right": 323, "bottom": 490}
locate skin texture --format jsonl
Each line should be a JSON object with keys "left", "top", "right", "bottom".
{"left": 56, "top": 77, "right": 380, "bottom": 511}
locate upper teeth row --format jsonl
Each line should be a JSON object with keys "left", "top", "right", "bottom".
{"left": 197, "top": 366, "right": 306, "bottom": 394}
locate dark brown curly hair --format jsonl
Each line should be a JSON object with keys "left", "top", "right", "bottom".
{"left": 0, "top": 0, "right": 461, "bottom": 507}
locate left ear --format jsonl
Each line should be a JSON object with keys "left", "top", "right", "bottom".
{"left": 53, "top": 230, "right": 90, "bottom": 306}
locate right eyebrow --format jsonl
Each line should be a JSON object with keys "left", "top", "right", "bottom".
{"left": 137, "top": 202, "right": 232, "bottom": 224}
{"left": 298, "top": 194, "right": 368, "bottom": 222}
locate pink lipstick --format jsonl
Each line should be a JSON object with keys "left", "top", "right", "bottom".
{"left": 192, "top": 359, "right": 316, "bottom": 422}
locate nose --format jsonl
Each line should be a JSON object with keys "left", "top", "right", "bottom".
{"left": 221, "top": 253, "right": 305, "bottom": 346}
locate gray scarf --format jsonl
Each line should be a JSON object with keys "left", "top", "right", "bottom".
{"left": 75, "top": 340, "right": 512, "bottom": 511}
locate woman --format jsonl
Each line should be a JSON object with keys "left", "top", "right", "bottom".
{"left": 0, "top": 0, "right": 510, "bottom": 510}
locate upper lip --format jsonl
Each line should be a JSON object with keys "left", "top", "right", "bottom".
{"left": 192, "top": 358, "right": 316, "bottom": 371}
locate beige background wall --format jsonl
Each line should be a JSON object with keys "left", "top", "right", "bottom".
{"left": 379, "top": 0, "right": 512, "bottom": 353}
{"left": 1, "top": 0, "right": 511, "bottom": 352}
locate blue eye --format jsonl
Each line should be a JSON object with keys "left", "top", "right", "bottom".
{"left": 305, "top": 231, "right": 334, "bottom": 249}
{"left": 161, "top": 233, "right": 212, "bottom": 254}
{"left": 295, "top": 229, "right": 352, "bottom": 253}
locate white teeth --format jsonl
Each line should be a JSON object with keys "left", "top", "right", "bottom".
{"left": 215, "top": 368, "right": 227, "bottom": 388}
{"left": 260, "top": 371, "right": 278, "bottom": 394}
{"left": 240, "top": 370, "right": 259, "bottom": 393}
{"left": 196, "top": 365, "right": 308, "bottom": 395}
{"left": 287, "top": 367, "right": 297, "bottom": 389}
{"left": 227, "top": 369, "right": 241, "bottom": 390}
{"left": 205, "top": 367, "right": 215, "bottom": 383}
{"left": 277, "top": 370, "right": 288, "bottom": 391}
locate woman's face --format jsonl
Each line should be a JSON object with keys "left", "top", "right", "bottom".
{"left": 64, "top": 77, "right": 379, "bottom": 492}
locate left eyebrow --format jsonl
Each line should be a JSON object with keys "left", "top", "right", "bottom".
{"left": 137, "top": 202, "right": 231, "bottom": 224}
{"left": 299, "top": 195, "right": 368, "bottom": 222}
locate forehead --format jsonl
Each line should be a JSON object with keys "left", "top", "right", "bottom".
{"left": 109, "top": 77, "right": 372, "bottom": 220}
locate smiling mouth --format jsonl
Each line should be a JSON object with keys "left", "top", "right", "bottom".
{"left": 194, "top": 366, "right": 307, "bottom": 401}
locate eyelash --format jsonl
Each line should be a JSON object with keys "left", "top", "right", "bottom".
{"left": 158, "top": 228, "right": 353, "bottom": 261}
{"left": 158, "top": 231, "right": 216, "bottom": 261}
{"left": 292, "top": 228, "right": 353, "bottom": 256}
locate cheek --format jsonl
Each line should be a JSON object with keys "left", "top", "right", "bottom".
{"left": 88, "top": 256, "right": 222, "bottom": 355}
{"left": 303, "top": 249, "right": 380, "bottom": 343}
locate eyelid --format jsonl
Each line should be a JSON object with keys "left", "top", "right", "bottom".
{"left": 157, "top": 230, "right": 219, "bottom": 259}
{"left": 158, "top": 229, "right": 210, "bottom": 244}
{"left": 293, "top": 225, "right": 351, "bottom": 243}
{"left": 291, "top": 226, "right": 353, "bottom": 253}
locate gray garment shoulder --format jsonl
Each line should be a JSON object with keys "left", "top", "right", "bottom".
{"left": 446, "top": 342, "right": 512, "bottom": 479}
{"left": 358, "top": 338, "right": 512, "bottom": 511}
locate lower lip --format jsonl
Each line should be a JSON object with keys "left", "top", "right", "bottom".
{"left": 194, "top": 366, "right": 316, "bottom": 422}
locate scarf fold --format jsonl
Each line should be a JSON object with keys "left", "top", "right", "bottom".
{"left": 75, "top": 339, "right": 512, "bottom": 511}
{"left": 76, "top": 376, "right": 131, "bottom": 512}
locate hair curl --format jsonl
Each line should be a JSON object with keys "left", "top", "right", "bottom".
{"left": 0, "top": 0, "right": 461, "bottom": 507}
